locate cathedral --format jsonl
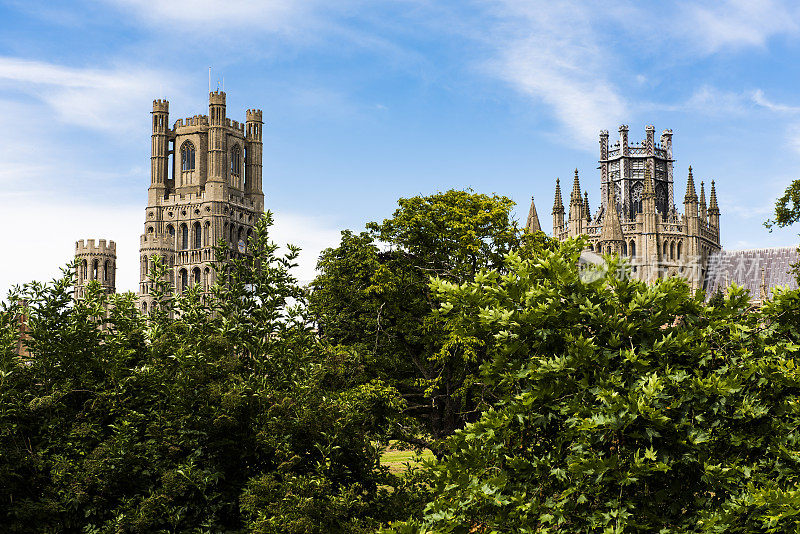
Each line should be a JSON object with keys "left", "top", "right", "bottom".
{"left": 71, "top": 99, "right": 797, "bottom": 303}
{"left": 526, "top": 125, "right": 797, "bottom": 295}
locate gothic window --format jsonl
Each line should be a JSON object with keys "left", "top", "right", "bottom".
{"left": 192, "top": 267, "right": 201, "bottom": 286}
{"left": 670, "top": 242, "right": 675, "bottom": 260}
{"left": 629, "top": 240, "right": 636, "bottom": 258}
{"left": 104, "top": 261, "right": 110, "bottom": 282}
{"left": 167, "top": 224, "right": 175, "bottom": 241}
{"left": 181, "top": 142, "right": 195, "bottom": 172}
{"left": 142, "top": 301, "right": 147, "bottom": 314}
{"left": 630, "top": 182, "right": 643, "bottom": 219}
{"left": 656, "top": 182, "right": 667, "bottom": 214}
{"left": 622, "top": 241, "right": 628, "bottom": 256}
{"left": 663, "top": 241, "right": 668, "bottom": 256}
{"left": 142, "top": 256, "right": 148, "bottom": 276}
{"left": 614, "top": 182, "right": 623, "bottom": 215}
{"left": 180, "top": 224, "right": 189, "bottom": 250}
{"left": 193, "top": 222, "right": 202, "bottom": 249}
{"left": 204, "top": 221, "right": 211, "bottom": 246}
{"left": 677, "top": 242, "right": 682, "bottom": 260}
{"left": 203, "top": 267, "right": 210, "bottom": 291}
{"left": 231, "top": 145, "right": 241, "bottom": 176}
{"left": 93, "top": 260, "right": 99, "bottom": 280}
{"left": 179, "top": 269, "right": 188, "bottom": 292}
{"left": 82, "top": 259, "right": 88, "bottom": 280}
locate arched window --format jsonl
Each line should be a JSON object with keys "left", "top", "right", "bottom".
{"left": 81, "top": 259, "right": 87, "bottom": 280}
{"left": 92, "top": 260, "right": 99, "bottom": 280}
{"left": 193, "top": 222, "right": 202, "bottom": 249}
{"left": 203, "top": 267, "right": 210, "bottom": 291}
{"left": 663, "top": 242, "right": 668, "bottom": 256}
{"left": 192, "top": 267, "right": 201, "bottom": 286}
{"left": 231, "top": 145, "right": 241, "bottom": 176}
{"left": 670, "top": 241, "right": 675, "bottom": 260}
{"left": 181, "top": 141, "right": 195, "bottom": 172}
{"left": 629, "top": 240, "right": 636, "bottom": 258}
{"left": 142, "top": 255, "right": 148, "bottom": 276}
{"left": 204, "top": 221, "right": 211, "bottom": 246}
{"left": 142, "top": 301, "right": 147, "bottom": 314}
{"left": 179, "top": 269, "right": 188, "bottom": 292}
{"left": 622, "top": 241, "right": 627, "bottom": 256}
{"left": 104, "top": 261, "right": 110, "bottom": 282}
{"left": 230, "top": 224, "right": 235, "bottom": 244}
{"left": 167, "top": 224, "right": 175, "bottom": 243}
{"left": 630, "top": 182, "right": 643, "bottom": 218}
{"left": 180, "top": 224, "right": 189, "bottom": 250}
{"left": 677, "top": 242, "right": 682, "bottom": 260}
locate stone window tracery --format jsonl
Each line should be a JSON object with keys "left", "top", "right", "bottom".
{"left": 181, "top": 141, "right": 195, "bottom": 172}
{"left": 231, "top": 145, "right": 241, "bottom": 176}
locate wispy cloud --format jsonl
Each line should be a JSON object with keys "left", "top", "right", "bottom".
{"left": 752, "top": 89, "right": 800, "bottom": 113}
{"left": 0, "top": 57, "right": 181, "bottom": 132}
{"left": 483, "top": 1, "right": 627, "bottom": 147}
{"left": 677, "top": 0, "right": 800, "bottom": 54}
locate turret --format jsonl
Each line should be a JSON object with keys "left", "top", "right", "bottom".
{"left": 599, "top": 129, "right": 609, "bottom": 161}
{"left": 75, "top": 239, "right": 116, "bottom": 300}
{"left": 683, "top": 167, "right": 700, "bottom": 262}
{"left": 552, "top": 178, "right": 564, "bottom": 236}
{"left": 568, "top": 169, "right": 584, "bottom": 236}
{"left": 525, "top": 196, "right": 541, "bottom": 233}
{"left": 619, "top": 124, "right": 629, "bottom": 156}
{"left": 660, "top": 129, "right": 673, "bottom": 154}
{"left": 245, "top": 108, "right": 264, "bottom": 211}
{"left": 645, "top": 124, "right": 655, "bottom": 155}
{"left": 206, "top": 91, "right": 228, "bottom": 199}
{"left": 708, "top": 180, "right": 720, "bottom": 228}
{"left": 149, "top": 99, "right": 169, "bottom": 204}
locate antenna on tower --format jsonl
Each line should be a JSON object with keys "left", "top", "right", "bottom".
{"left": 222, "top": 76, "right": 224, "bottom": 92}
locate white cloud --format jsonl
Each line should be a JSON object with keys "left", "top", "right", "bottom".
{"left": 483, "top": 1, "right": 627, "bottom": 147}
{"left": 0, "top": 57, "right": 181, "bottom": 132}
{"left": 678, "top": 0, "right": 800, "bottom": 54}
{"left": 752, "top": 89, "right": 800, "bottom": 113}
{"left": 270, "top": 211, "right": 343, "bottom": 284}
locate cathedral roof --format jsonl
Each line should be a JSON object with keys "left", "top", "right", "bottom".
{"left": 705, "top": 246, "right": 799, "bottom": 297}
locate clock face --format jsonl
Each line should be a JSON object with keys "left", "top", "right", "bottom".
{"left": 237, "top": 239, "right": 246, "bottom": 254}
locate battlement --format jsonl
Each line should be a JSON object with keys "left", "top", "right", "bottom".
{"left": 174, "top": 115, "right": 209, "bottom": 128}
{"left": 209, "top": 90, "right": 226, "bottom": 106}
{"left": 246, "top": 109, "right": 263, "bottom": 122}
{"left": 226, "top": 118, "right": 245, "bottom": 132}
{"left": 153, "top": 99, "right": 169, "bottom": 113}
{"left": 76, "top": 239, "right": 117, "bottom": 255}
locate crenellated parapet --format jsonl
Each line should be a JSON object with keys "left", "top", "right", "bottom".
{"left": 75, "top": 238, "right": 117, "bottom": 299}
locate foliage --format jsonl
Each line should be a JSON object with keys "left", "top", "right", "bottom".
{"left": 765, "top": 178, "right": 800, "bottom": 282}
{"left": 388, "top": 240, "right": 800, "bottom": 533}
{"left": 0, "top": 213, "right": 413, "bottom": 533}
{"left": 309, "top": 190, "right": 554, "bottom": 448}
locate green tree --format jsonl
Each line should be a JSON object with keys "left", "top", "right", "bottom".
{"left": 310, "top": 190, "right": 553, "bottom": 449}
{"left": 765, "top": 179, "right": 800, "bottom": 282}
{"left": 389, "top": 240, "right": 800, "bottom": 533}
{"left": 0, "top": 213, "right": 413, "bottom": 533}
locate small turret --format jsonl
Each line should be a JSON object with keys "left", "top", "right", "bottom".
{"left": 245, "top": 108, "right": 264, "bottom": 211}
{"left": 526, "top": 196, "right": 541, "bottom": 233}
{"left": 619, "top": 124, "right": 629, "bottom": 156}
{"left": 645, "top": 124, "right": 655, "bottom": 154}
{"left": 599, "top": 129, "right": 609, "bottom": 161}
{"left": 207, "top": 90, "right": 228, "bottom": 198}
{"left": 552, "top": 178, "right": 565, "bottom": 236}
{"left": 149, "top": 99, "right": 170, "bottom": 204}
{"left": 75, "top": 239, "right": 117, "bottom": 300}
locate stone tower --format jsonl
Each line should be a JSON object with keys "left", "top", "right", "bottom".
{"left": 139, "top": 91, "right": 265, "bottom": 313}
{"left": 540, "top": 125, "right": 722, "bottom": 288}
{"left": 75, "top": 239, "right": 116, "bottom": 299}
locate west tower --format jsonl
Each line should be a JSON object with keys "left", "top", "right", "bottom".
{"left": 139, "top": 91, "right": 265, "bottom": 312}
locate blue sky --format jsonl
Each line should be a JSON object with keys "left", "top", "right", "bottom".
{"left": 2, "top": 0, "right": 800, "bottom": 293}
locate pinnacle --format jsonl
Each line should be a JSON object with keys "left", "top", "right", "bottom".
{"left": 684, "top": 166, "right": 697, "bottom": 202}
{"left": 583, "top": 191, "right": 591, "bottom": 222}
{"left": 642, "top": 165, "right": 655, "bottom": 198}
{"left": 526, "top": 196, "right": 541, "bottom": 233}
{"left": 699, "top": 181, "right": 707, "bottom": 207}
{"left": 553, "top": 178, "right": 564, "bottom": 214}
{"left": 601, "top": 181, "right": 623, "bottom": 242}
{"left": 709, "top": 180, "right": 719, "bottom": 212}
{"left": 570, "top": 169, "right": 582, "bottom": 204}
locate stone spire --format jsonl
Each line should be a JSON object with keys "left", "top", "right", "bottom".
{"left": 583, "top": 191, "right": 591, "bottom": 222}
{"left": 699, "top": 181, "right": 707, "bottom": 221}
{"left": 684, "top": 166, "right": 697, "bottom": 202}
{"left": 708, "top": 180, "right": 720, "bottom": 228}
{"left": 526, "top": 196, "right": 541, "bottom": 233}
{"left": 553, "top": 178, "right": 564, "bottom": 214}
{"left": 570, "top": 169, "right": 582, "bottom": 205}
{"left": 601, "top": 181, "right": 623, "bottom": 243}
{"left": 643, "top": 165, "right": 656, "bottom": 204}
{"left": 552, "top": 178, "right": 565, "bottom": 236}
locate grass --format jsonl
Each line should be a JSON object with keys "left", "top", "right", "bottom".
{"left": 380, "top": 440, "right": 435, "bottom": 475}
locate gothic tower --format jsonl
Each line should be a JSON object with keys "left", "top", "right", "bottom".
{"left": 139, "top": 91, "right": 265, "bottom": 313}
{"left": 75, "top": 239, "right": 116, "bottom": 300}
{"left": 549, "top": 125, "right": 721, "bottom": 289}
